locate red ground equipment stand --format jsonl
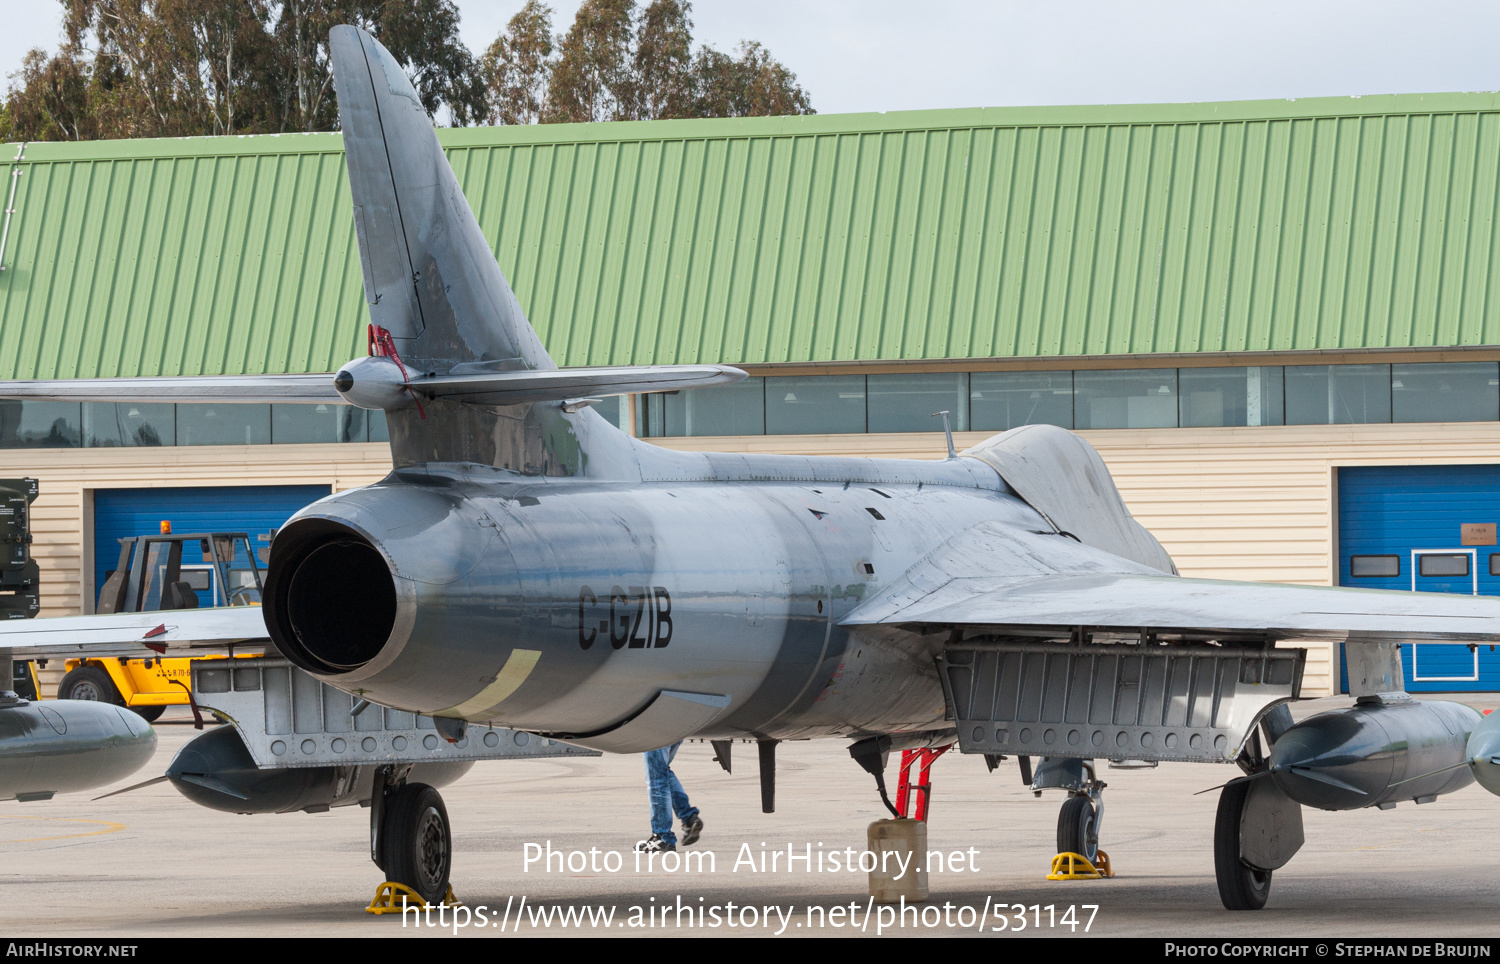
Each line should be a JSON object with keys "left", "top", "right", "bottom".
{"left": 894, "top": 745, "right": 952, "bottom": 821}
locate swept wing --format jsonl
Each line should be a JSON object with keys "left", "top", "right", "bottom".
{"left": 840, "top": 521, "right": 1500, "bottom": 643}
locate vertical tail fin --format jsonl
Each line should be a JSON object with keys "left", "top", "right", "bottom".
{"left": 330, "top": 26, "right": 554, "bottom": 376}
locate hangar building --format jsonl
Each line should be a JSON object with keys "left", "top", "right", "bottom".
{"left": 7, "top": 92, "right": 1500, "bottom": 696}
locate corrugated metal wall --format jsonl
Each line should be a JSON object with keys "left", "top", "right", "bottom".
{"left": 5, "top": 92, "right": 1500, "bottom": 379}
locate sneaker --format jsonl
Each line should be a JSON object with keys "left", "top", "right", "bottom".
{"left": 634, "top": 833, "right": 676, "bottom": 852}
{"left": 680, "top": 814, "right": 703, "bottom": 847}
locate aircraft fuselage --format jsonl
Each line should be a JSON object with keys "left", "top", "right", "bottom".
{"left": 265, "top": 448, "right": 1050, "bottom": 743}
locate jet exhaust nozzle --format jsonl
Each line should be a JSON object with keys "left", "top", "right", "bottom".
{"left": 1269, "top": 699, "right": 1480, "bottom": 811}
{"left": 262, "top": 518, "right": 401, "bottom": 676}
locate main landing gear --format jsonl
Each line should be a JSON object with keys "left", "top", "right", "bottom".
{"left": 1214, "top": 779, "right": 1272, "bottom": 910}
{"left": 1211, "top": 717, "right": 1291, "bottom": 911}
{"left": 370, "top": 767, "right": 454, "bottom": 907}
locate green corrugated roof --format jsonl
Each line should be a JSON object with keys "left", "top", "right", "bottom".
{"left": 6, "top": 92, "right": 1500, "bottom": 378}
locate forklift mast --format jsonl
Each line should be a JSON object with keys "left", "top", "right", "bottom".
{"left": 97, "top": 532, "right": 264, "bottom": 615}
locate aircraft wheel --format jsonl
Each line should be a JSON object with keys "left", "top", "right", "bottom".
{"left": 1056, "top": 794, "right": 1098, "bottom": 861}
{"left": 379, "top": 783, "right": 452, "bottom": 905}
{"left": 1215, "top": 780, "right": 1272, "bottom": 910}
{"left": 58, "top": 665, "right": 124, "bottom": 705}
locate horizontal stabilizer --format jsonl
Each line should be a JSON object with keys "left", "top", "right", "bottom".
{"left": 406, "top": 363, "right": 745, "bottom": 404}
{"left": 0, "top": 606, "right": 270, "bottom": 658}
{"left": 0, "top": 364, "right": 747, "bottom": 408}
{"left": 0, "top": 375, "right": 339, "bottom": 404}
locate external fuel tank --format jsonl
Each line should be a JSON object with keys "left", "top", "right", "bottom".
{"left": 1269, "top": 700, "right": 1480, "bottom": 811}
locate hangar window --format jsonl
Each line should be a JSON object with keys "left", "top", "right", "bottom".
{"left": 1285, "top": 365, "right": 1391, "bottom": 425}
{"left": 83, "top": 402, "right": 175, "bottom": 447}
{"left": 0, "top": 401, "right": 82, "bottom": 447}
{"left": 1350, "top": 555, "right": 1400, "bottom": 577}
{"left": 1392, "top": 362, "right": 1500, "bottom": 423}
{"left": 1074, "top": 370, "right": 1178, "bottom": 430}
{"left": 640, "top": 377, "right": 765, "bottom": 437}
{"left": 1419, "top": 554, "right": 1470, "bottom": 578}
{"left": 765, "top": 375, "right": 866, "bottom": 435}
{"left": 1490, "top": 555, "right": 1500, "bottom": 577}
{"left": 271, "top": 404, "right": 366, "bottom": 444}
{"left": 179, "top": 404, "right": 270, "bottom": 446}
{"left": 1179, "top": 367, "right": 1284, "bottom": 427}
{"left": 970, "top": 371, "right": 1073, "bottom": 431}
{"left": 867, "top": 373, "right": 968, "bottom": 433}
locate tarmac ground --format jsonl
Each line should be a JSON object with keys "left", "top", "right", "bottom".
{"left": 4, "top": 694, "right": 1500, "bottom": 938}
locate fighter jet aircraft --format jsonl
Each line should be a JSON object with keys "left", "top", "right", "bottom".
{"left": 7, "top": 25, "right": 1500, "bottom": 911}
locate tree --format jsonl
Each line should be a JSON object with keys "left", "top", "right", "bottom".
{"left": 479, "top": 0, "right": 554, "bottom": 126}
{"left": 630, "top": 0, "right": 693, "bottom": 120}
{"left": 480, "top": 0, "right": 813, "bottom": 126}
{"left": 5, "top": 0, "right": 814, "bottom": 141}
{"left": 4, "top": 0, "right": 485, "bottom": 141}
{"left": 544, "top": 0, "right": 635, "bottom": 124}
{"left": 5, "top": 48, "right": 97, "bottom": 141}
{"left": 691, "top": 41, "right": 812, "bottom": 119}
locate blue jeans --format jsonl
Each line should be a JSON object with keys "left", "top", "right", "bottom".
{"left": 645, "top": 742, "right": 698, "bottom": 846}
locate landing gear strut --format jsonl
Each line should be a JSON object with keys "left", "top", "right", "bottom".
{"left": 371, "top": 767, "right": 453, "bottom": 906}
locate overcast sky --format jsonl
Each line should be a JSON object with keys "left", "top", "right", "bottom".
{"left": 4, "top": 1, "right": 1498, "bottom": 116}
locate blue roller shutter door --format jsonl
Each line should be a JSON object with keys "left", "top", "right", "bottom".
{"left": 1338, "top": 465, "right": 1500, "bottom": 692}
{"left": 92, "top": 485, "right": 331, "bottom": 607}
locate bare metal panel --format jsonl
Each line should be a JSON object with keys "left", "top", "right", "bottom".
{"left": 939, "top": 642, "right": 1304, "bottom": 763}
{"left": 192, "top": 658, "right": 597, "bottom": 769}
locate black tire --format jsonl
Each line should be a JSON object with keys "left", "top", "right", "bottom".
{"left": 58, "top": 665, "right": 124, "bottom": 705}
{"left": 1056, "top": 794, "right": 1098, "bottom": 861}
{"left": 378, "top": 783, "right": 451, "bottom": 905}
{"left": 132, "top": 705, "right": 165, "bottom": 722}
{"left": 1215, "top": 780, "right": 1272, "bottom": 910}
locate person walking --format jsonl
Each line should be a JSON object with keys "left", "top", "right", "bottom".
{"left": 635, "top": 741, "right": 703, "bottom": 853}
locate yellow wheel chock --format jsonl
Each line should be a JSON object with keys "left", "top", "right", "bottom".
{"left": 366, "top": 881, "right": 462, "bottom": 915}
{"left": 1047, "top": 850, "right": 1114, "bottom": 880}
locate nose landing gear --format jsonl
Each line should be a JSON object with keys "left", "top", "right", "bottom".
{"left": 1034, "top": 758, "right": 1114, "bottom": 879}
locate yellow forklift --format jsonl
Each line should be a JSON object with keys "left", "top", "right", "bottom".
{"left": 58, "top": 528, "right": 265, "bottom": 720}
